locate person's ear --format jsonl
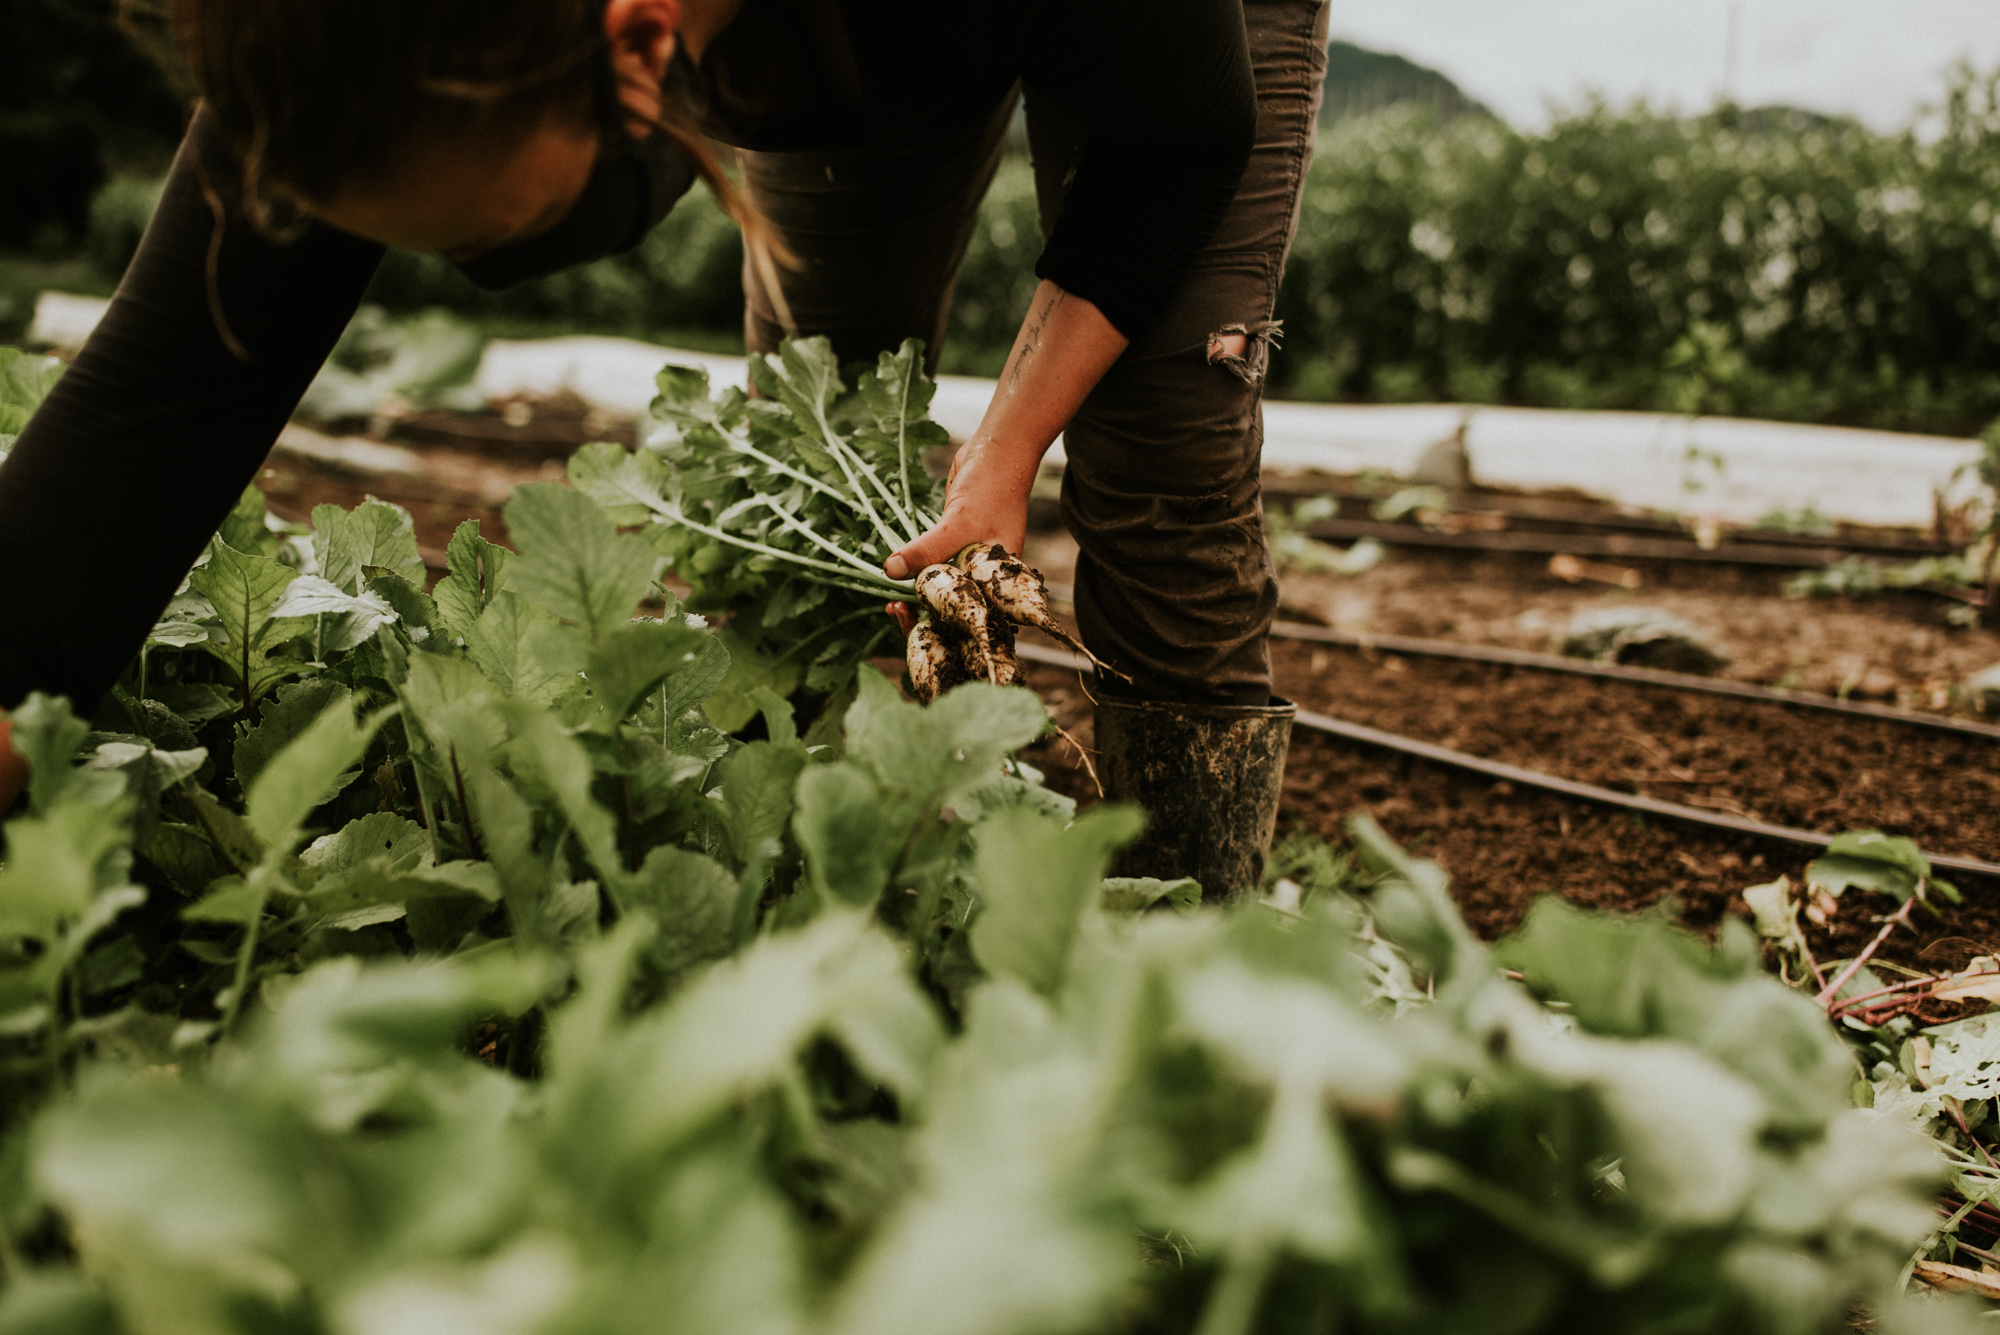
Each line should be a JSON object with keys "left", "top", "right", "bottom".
{"left": 603, "top": 0, "right": 681, "bottom": 134}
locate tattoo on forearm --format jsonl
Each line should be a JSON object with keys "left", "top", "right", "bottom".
{"left": 1006, "top": 289, "right": 1066, "bottom": 390}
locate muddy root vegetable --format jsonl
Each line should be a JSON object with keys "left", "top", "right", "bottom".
{"left": 955, "top": 542, "right": 1128, "bottom": 680}
{"left": 906, "top": 620, "right": 949, "bottom": 703}
{"left": 907, "top": 616, "right": 973, "bottom": 704}
{"left": 981, "top": 618, "right": 1025, "bottom": 688}
{"left": 916, "top": 562, "right": 1003, "bottom": 684}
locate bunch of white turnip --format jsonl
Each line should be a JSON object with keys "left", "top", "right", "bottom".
{"left": 903, "top": 541, "right": 1113, "bottom": 703}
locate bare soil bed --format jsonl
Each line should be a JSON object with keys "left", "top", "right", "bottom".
{"left": 1018, "top": 521, "right": 2000, "bottom": 977}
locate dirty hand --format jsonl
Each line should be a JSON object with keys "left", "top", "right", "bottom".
{"left": 0, "top": 715, "right": 24, "bottom": 816}
{"left": 882, "top": 435, "right": 1035, "bottom": 635}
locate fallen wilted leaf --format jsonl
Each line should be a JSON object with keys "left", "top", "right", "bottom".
{"left": 1913, "top": 1260, "right": 2000, "bottom": 1300}
{"left": 1932, "top": 965, "right": 2000, "bottom": 1005}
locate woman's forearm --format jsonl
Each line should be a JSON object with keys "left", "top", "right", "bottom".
{"left": 885, "top": 279, "right": 1127, "bottom": 577}
{"left": 978, "top": 279, "right": 1129, "bottom": 475}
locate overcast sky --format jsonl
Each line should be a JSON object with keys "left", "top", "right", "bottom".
{"left": 1331, "top": 1, "right": 2000, "bottom": 131}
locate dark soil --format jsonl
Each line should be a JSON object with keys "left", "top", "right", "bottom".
{"left": 258, "top": 450, "right": 526, "bottom": 559}
{"left": 1020, "top": 645, "right": 2000, "bottom": 982}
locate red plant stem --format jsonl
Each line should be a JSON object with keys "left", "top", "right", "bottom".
{"left": 1831, "top": 974, "right": 1942, "bottom": 1015}
{"left": 1840, "top": 995, "right": 1920, "bottom": 1031}
{"left": 1950, "top": 1103, "right": 2000, "bottom": 1170}
{"left": 1816, "top": 893, "right": 1920, "bottom": 1008}
{"left": 1942, "top": 1197, "right": 2000, "bottom": 1234}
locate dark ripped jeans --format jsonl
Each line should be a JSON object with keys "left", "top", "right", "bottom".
{"left": 739, "top": 0, "right": 1330, "bottom": 706}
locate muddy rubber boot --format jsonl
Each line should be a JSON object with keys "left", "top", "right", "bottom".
{"left": 1093, "top": 697, "right": 1296, "bottom": 903}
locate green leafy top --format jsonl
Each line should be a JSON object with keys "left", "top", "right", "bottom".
{"left": 0, "top": 346, "right": 63, "bottom": 457}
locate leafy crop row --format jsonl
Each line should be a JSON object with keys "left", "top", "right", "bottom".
{"left": 1271, "top": 69, "right": 2000, "bottom": 433}
{"left": 0, "top": 347, "right": 1983, "bottom": 1332}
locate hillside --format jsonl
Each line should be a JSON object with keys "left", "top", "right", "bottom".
{"left": 1321, "top": 39, "right": 1496, "bottom": 124}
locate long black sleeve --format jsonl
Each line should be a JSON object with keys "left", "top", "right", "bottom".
{"left": 0, "top": 113, "right": 383, "bottom": 711}
{"left": 1024, "top": 0, "right": 1257, "bottom": 338}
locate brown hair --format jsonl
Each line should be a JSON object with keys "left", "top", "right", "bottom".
{"left": 152, "top": 0, "right": 791, "bottom": 324}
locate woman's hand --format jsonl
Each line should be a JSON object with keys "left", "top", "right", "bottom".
{"left": 881, "top": 280, "right": 1128, "bottom": 634}
{"left": 0, "top": 715, "right": 24, "bottom": 817}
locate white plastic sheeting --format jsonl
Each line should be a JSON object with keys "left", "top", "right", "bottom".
{"left": 484, "top": 335, "right": 1979, "bottom": 529}
{"left": 26, "top": 293, "right": 1986, "bottom": 529}
{"left": 473, "top": 335, "right": 1000, "bottom": 443}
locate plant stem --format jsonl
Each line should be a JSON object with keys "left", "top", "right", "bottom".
{"left": 1947, "top": 1101, "right": 2000, "bottom": 1170}
{"left": 1908, "top": 1194, "right": 1986, "bottom": 1293}
{"left": 722, "top": 494, "right": 895, "bottom": 575}
{"left": 655, "top": 501, "right": 914, "bottom": 599}
{"left": 1828, "top": 973, "right": 1940, "bottom": 1019}
{"left": 721, "top": 429, "right": 866, "bottom": 515}
{"left": 890, "top": 368, "right": 916, "bottom": 530}
{"left": 1816, "top": 893, "right": 1920, "bottom": 1008}
{"left": 450, "top": 747, "right": 488, "bottom": 863}
{"left": 805, "top": 400, "right": 919, "bottom": 547}
{"left": 220, "top": 875, "right": 271, "bottom": 1037}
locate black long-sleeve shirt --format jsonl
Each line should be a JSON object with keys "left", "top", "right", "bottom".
{"left": 0, "top": 0, "right": 1254, "bottom": 711}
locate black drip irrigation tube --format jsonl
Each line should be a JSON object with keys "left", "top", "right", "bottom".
{"left": 1012, "top": 641, "right": 2000, "bottom": 883}
{"left": 1269, "top": 621, "right": 2000, "bottom": 743}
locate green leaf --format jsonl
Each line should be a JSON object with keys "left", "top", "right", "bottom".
{"left": 183, "top": 788, "right": 264, "bottom": 876}
{"left": 702, "top": 629, "right": 801, "bottom": 733}
{"left": 1806, "top": 831, "right": 1952, "bottom": 904}
{"left": 465, "top": 591, "right": 571, "bottom": 703}
{"left": 858, "top": 339, "right": 937, "bottom": 436}
{"left": 583, "top": 622, "right": 711, "bottom": 734}
{"left": 233, "top": 679, "right": 353, "bottom": 795}
{"left": 0, "top": 1268, "right": 120, "bottom": 1335}
{"left": 242, "top": 702, "right": 390, "bottom": 854}
{"left": 187, "top": 540, "right": 312, "bottom": 705}
{"left": 605, "top": 911, "right": 934, "bottom": 1155}
{"left": 0, "top": 802, "right": 136, "bottom": 943}
{"left": 624, "top": 846, "right": 739, "bottom": 974}
{"left": 1346, "top": 813, "right": 1480, "bottom": 984}
{"left": 747, "top": 686, "right": 797, "bottom": 746}
{"left": 568, "top": 440, "right": 674, "bottom": 526}
{"left": 182, "top": 877, "right": 265, "bottom": 925}
{"left": 300, "top": 812, "right": 429, "bottom": 882}
{"left": 431, "top": 520, "right": 513, "bottom": 640}
{"left": 717, "top": 740, "right": 808, "bottom": 873}
{"left": 398, "top": 652, "right": 510, "bottom": 780}
{"left": 1495, "top": 895, "right": 1855, "bottom": 1129}
{"left": 217, "top": 483, "right": 278, "bottom": 558}
{"left": 660, "top": 633, "right": 732, "bottom": 723}
{"left": 503, "top": 703, "right": 623, "bottom": 889}
{"left": 0, "top": 347, "right": 64, "bottom": 438}
{"left": 764, "top": 336, "right": 845, "bottom": 432}
{"left": 312, "top": 499, "right": 424, "bottom": 594}
{"left": 793, "top": 765, "right": 897, "bottom": 908}
{"left": 1101, "top": 876, "right": 1202, "bottom": 915}
{"left": 504, "top": 483, "right": 655, "bottom": 642}
{"left": 970, "top": 804, "right": 1144, "bottom": 996}
{"left": 7, "top": 693, "right": 92, "bottom": 814}
{"left": 267, "top": 576, "right": 398, "bottom": 653}
{"left": 651, "top": 361, "right": 722, "bottom": 428}
{"left": 1180, "top": 1077, "right": 1380, "bottom": 1276}
{"left": 304, "top": 858, "right": 502, "bottom": 921}
{"left": 86, "top": 741, "right": 206, "bottom": 790}
{"left": 847, "top": 669, "right": 1048, "bottom": 812}
{"left": 140, "top": 822, "right": 230, "bottom": 898}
